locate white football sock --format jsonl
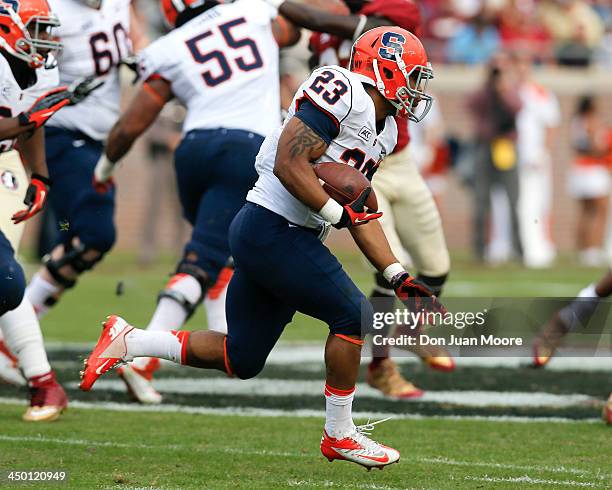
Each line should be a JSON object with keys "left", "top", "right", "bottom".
{"left": 147, "top": 274, "right": 201, "bottom": 332}
{"left": 204, "top": 288, "right": 228, "bottom": 334}
{"left": 324, "top": 384, "right": 356, "bottom": 439}
{"left": 26, "top": 272, "right": 60, "bottom": 319}
{"left": 204, "top": 266, "right": 232, "bottom": 334}
{"left": 578, "top": 283, "right": 598, "bottom": 298}
{"left": 125, "top": 328, "right": 189, "bottom": 365}
{"left": 132, "top": 274, "right": 201, "bottom": 370}
{"left": 0, "top": 298, "right": 51, "bottom": 379}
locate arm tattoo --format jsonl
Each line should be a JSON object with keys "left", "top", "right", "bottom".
{"left": 288, "top": 120, "right": 327, "bottom": 160}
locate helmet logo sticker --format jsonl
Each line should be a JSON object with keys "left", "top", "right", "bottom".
{"left": 378, "top": 32, "right": 406, "bottom": 61}
{"left": 0, "top": 0, "right": 19, "bottom": 16}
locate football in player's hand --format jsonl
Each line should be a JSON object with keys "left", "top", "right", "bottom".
{"left": 314, "top": 162, "right": 378, "bottom": 211}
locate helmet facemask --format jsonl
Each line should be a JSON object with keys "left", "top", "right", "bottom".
{"left": 394, "top": 61, "right": 433, "bottom": 122}
{"left": 20, "top": 15, "right": 63, "bottom": 68}
{"left": 0, "top": 3, "right": 62, "bottom": 69}
{"left": 371, "top": 53, "right": 434, "bottom": 123}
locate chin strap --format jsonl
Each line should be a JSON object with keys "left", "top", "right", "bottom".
{"left": 371, "top": 58, "right": 387, "bottom": 97}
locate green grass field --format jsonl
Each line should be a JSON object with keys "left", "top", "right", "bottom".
{"left": 1, "top": 252, "right": 611, "bottom": 489}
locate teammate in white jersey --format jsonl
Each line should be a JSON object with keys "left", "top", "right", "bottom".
{"left": 0, "top": 0, "right": 99, "bottom": 420}
{"left": 24, "top": 0, "right": 136, "bottom": 321}
{"left": 81, "top": 26, "right": 445, "bottom": 469}
{"left": 91, "top": 0, "right": 302, "bottom": 403}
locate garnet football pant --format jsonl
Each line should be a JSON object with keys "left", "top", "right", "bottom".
{"left": 0, "top": 150, "right": 27, "bottom": 251}
{"left": 225, "top": 203, "right": 373, "bottom": 379}
{"left": 371, "top": 145, "right": 450, "bottom": 277}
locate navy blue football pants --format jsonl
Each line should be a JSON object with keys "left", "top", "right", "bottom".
{"left": 0, "top": 231, "right": 25, "bottom": 316}
{"left": 225, "top": 203, "right": 373, "bottom": 379}
{"left": 174, "top": 129, "right": 262, "bottom": 283}
{"left": 45, "top": 128, "right": 115, "bottom": 254}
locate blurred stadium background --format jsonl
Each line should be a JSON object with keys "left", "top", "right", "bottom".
{"left": 2, "top": 1, "right": 612, "bottom": 488}
{"left": 17, "top": 0, "right": 612, "bottom": 263}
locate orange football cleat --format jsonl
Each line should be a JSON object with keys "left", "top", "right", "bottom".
{"left": 80, "top": 315, "right": 134, "bottom": 391}
{"left": 320, "top": 419, "right": 400, "bottom": 469}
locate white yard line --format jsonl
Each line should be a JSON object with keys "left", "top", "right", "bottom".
{"left": 463, "top": 475, "right": 599, "bottom": 487}
{"left": 420, "top": 457, "right": 608, "bottom": 480}
{"left": 0, "top": 396, "right": 601, "bottom": 423}
{"left": 0, "top": 434, "right": 305, "bottom": 459}
{"left": 0, "top": 434, "right": 605, "bottom": 486}
{"left": 63, "top": 377, "right": 598, "bottom": 408}
{"left": 45, "top": 343, "right": 612, "bottom": 371}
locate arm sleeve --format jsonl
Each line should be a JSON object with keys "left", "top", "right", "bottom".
{"left": 294, "top": 99, "right": 340, "bottom": 146}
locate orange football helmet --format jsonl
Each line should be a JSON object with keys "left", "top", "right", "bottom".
{"left": 350, "top": 26, "right": 433, "bottom": 122}
{"left": 0, "top": 0, "right": 62, "bottom": 69}
{"left": 161, "top": 0, "right": 229, "bottom": 28}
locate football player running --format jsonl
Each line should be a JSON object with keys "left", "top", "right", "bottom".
{"left": 23, "top": 0, "right": 138, "bottom": 321}
{"left": 0, "top": 0, "right": 98, "bottom": 420}
{"left": 81, "top": 26, "right": 445, "bottom": 469}
{"left": 90, "top": 0, "right": 302, "bottom": 405}
{"left": 265, "top": 0, "right": 454, "bottom": 398}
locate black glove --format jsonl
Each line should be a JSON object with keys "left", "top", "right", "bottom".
{"left": 11, "top": 174, "right": 52, "bottom": 224}
{"left": 391, "top": 272, "right": 447, "bottom": 317}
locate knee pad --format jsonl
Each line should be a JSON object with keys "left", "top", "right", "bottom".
{"left": 45, "top": 242, "right": 104, "bottom": 289}
{"left": 417, "top": 273, "right": 449, "bottom": 297}
{"left": 157, "top": 262, "right": 212, "bottom": 320}
{"left": 0, "top": 259, "right": 25, "bottom": 315}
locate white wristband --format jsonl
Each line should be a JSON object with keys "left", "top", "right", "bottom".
{"left": 94, "top": 154, "right": 116, "bottom": 182}
{"left": 318, "top": 198, "right": 344, "bottom": 225}
{"left": 383, "top": 263, "right": 406, "bottom": 284}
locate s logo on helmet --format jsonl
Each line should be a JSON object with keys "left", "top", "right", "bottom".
{"left": 378, "top": 32, "right": 406, "bottom": 61}
{"left": 0, "top": 0, "right": 20, "bottom": 15}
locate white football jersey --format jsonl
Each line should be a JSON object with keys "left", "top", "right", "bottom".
{"left": 0, "top": 56, "right": 59, "bottom": 152}
{"left": 47, "top": 0, "right": 132, "bottom": 141}
{"left": 247, "top": 66, "right": 398, "bottom": 229}
{"left": 138, "top": 0, "right": 280, "bottom": 137}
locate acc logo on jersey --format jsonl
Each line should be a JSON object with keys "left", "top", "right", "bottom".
{"left": 0, "top": 0, "right": 20, "bottom": 16}
{"left": 358, "top": 126, "right": 372, "bottom": 142}
{"left": 1, "top": 170, "right": 18, "bottom": 191}
{"left": 378, "top": 32, "right": 406, "bottom": 61}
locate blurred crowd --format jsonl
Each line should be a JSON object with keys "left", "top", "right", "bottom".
{"left": 421, "top": 0, "right": 612, "bottom": 67}
{"left": 94, "top": 0, "right": 611, "bottom": 270}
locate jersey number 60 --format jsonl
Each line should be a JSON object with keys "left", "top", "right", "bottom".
{"left": 186, "top": 17, "right": 263, "bottom": 87}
